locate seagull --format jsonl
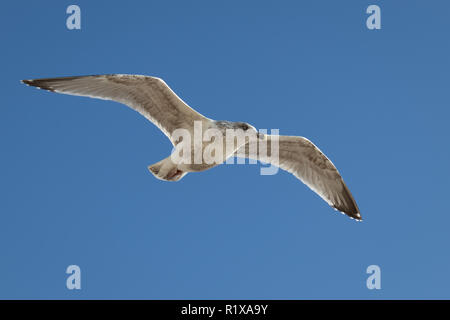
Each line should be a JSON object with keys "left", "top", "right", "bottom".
{"left": 21, "top": 74, "right": 361, "bottom": 220}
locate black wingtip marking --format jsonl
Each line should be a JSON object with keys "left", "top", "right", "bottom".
{"left": 21, "top": 79, "right": 55, "bottom": 92}
{"left": 333, "top": 205, "right": 362, "bottom": 221}
{"left": 336, "top": 180, "right": 362, "bottom": 221}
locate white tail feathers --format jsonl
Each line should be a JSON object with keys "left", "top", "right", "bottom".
{"left": 148, "top": 157, "right": 187, "bottom": 182}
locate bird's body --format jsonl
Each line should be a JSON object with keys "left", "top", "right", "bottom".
{"left": 22, "top": 74, "right": 361, "bottom": 220}
{"left": 149, "top": 119, "right": 252, "bottom": 181}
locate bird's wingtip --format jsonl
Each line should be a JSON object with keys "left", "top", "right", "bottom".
{"left": 332, "top": 204, "right": 362, "bottom": 222}
{"left": 21, "top": 79, "right": 55, "bottom": 92}
{"left": 348, "top": 211, "right": 362, "bottom": 221}
{"left": 21, "top": 79, "right": 37, "bottom": 87}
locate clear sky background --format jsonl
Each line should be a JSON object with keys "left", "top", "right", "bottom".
{"left": 1, "top": 1, "right": 449, "bottom": 299}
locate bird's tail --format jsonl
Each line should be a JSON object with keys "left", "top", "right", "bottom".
{"left": 148, "top": 156, "right": 187, "bottom": 182}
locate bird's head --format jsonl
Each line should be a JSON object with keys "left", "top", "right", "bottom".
{"left": 213, "top": 120, "right": 265, "bottom": 140}
{"left": 232, "top": 122, "right": 264, "bottom": 140}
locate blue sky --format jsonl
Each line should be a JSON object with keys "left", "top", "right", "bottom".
{"left": 1, "top": 0, "right": 449, "bottom": 299}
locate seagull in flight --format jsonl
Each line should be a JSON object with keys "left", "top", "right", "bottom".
{"left": 22, "top": 74, "right": 361, "bottom": 220}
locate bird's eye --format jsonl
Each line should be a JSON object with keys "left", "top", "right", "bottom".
{"left": 242, "top": 124, "right": 249, "bottom": 130}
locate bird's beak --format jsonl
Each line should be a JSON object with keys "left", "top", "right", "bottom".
{"left": 256, "top": 132, "right": 265, "bottom": 140}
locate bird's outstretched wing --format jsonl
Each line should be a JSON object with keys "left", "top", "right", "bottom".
{"left": 21, "top": 74, "right": 207, "bottom": 144}
{"left": 236, "top": 135, "right": 361, "bottom": 220}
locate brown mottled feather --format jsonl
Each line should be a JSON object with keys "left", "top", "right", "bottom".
{"left": 236, "top": 135, "right": 361, "bottom": 220}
